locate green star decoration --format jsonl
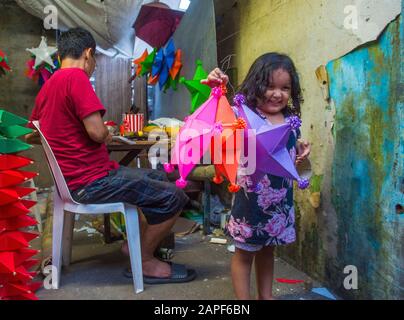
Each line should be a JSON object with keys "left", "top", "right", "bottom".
{"left": 140, "top": 48, "right": 157, "bottom": 76}
{"left": 180, "top": 60, "right": 211, "bottom": 114}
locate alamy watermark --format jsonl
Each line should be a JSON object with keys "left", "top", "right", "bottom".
{"left": 343, "top": 265, "right": 358, "bottom": 290}
{"left": 44, "top": 5, "right": 58, "bottom": 30}
{"left": 43, "top": 264, "right": 58, "bottom": 290}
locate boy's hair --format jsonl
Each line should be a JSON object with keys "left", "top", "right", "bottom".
{"left": 58, "top": 27, "right": 96, "bottom": 60}
{"left": 238, "top": 53, "right": 303, "bottom": 117}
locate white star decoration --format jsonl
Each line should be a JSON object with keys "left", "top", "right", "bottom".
{"left": 26, "top": 36, "right": 58, "bottom": 69}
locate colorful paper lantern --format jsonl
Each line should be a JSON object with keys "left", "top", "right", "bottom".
{"left": 234, "top": 94, "right": 310, "bottom": 189}
{"left": 0, "top": 110, "right": 28, "bottom": 127}
{"left": 0, "top": 110, "right": 40, "bottom": 300}
{"left": 0, "top": 125, "right": 33, "bottom": 139}
{"left": 151, "top": 38, "right": 176, "bottom": 89}
{"left": 0, "top": 138, "right": 32, "bottom": 154}
{"left": 165, "top": 86, "right": 246, "bottom": 192}
{"left": 0, "top": 202, "right": 31, "bottom": 220}
{"left": 0, "top": 231, "right": 39, "bottom": 252}
{"left": 0, "top": 215, "right": 38, "bottom": 233}
{"left": 0, "top": 188, "right": 36, "bottom": 206}
{"left": 0, "top": 50, "right": 11, "bottom": 77}
{"left": 140, "top": 48, "right": 157, "bottom": 76}
{"left": 0, "top": 170, "right": 38, "bottom": 188}
{"left": 133, "top": 49, "right": 149, "bottom": 77}
{"left": 0, "top": 155, "right": 34, "bottom": 171}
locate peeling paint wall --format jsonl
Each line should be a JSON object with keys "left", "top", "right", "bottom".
{"left": 327, "top": 16, "right": 403, "bottom": 299}
{"left": 215, "top": 0, "right": 403, "bottom": 299}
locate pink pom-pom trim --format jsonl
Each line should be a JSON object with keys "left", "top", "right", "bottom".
{"left": 163, "top": 163, "right": 175, "bottom": 173}
{"left": 176, "top": 177, "right": 188, "bottom": 189}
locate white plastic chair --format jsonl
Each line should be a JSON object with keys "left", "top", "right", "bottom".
{"left": 32, "top": 121, "right": 144, "bottom": 293}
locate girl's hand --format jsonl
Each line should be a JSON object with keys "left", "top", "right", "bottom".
{"left": 296, "top": 139, "right": 311, "bottom": 165}
{"left": 201, "top": 68, "right": 229, "bottom": 88}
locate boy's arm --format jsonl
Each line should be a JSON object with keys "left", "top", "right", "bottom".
{"left": 25, "top": 130, "right": 41, "bottom": 145}
{"left": 82, "top": 111, "right": 112, "bottom": 144}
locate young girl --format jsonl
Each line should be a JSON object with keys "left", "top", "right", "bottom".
{"left": 204, "top": 53, "right": 311, "bottom": 300}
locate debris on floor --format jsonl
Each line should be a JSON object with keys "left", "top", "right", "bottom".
{"left": 312, "top": 287, "right": 337, "bottom": 300}
{"left": 172, "top": 216, "right": 200, "bottom": 237}
{"left": 276, "top": 278, "right": 305, "bottom": 284}
{"left": 210, "top": 238, "right": 227, "bottom": 245}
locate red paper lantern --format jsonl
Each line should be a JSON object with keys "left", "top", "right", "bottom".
{"left": 0, "top": 155, "right": 34, "bottom": 171}
{"left": 0, "top": 265, "right": 35, "bottom": 282}
{"left": 0, "top": 201, "right": 31, "bottom": 219}
{"left": 21, "top": 259, "right": 39, "bottom": 271}
{"left": 0, "top": 215, "right": 38, "bottom": 232}
{"left": 0, "top": 231, "right": 39, "bottom": 252}
{"left": 0, "top": 187, "right": 36, "bottom": 206}
{"left": 0, "top": 282, "right": 32, "bottom": 299}
{"left": 0, "top": 170, "right": 38, "bottom": 188}
{"left": 1, "top": 291, "right": 39, "bottom": 300}
{"left": 0, "top": 252, "right": 16, "bottom": 273}
{"left": 14, "top": 249, "right": 40, "bottom": 268}
{"left": 0, "top": 126, "right": 40, "bottom": 300}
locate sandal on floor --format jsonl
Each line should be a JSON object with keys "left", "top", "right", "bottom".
{"left": 123, "top": 263, "right": 197, "bottom": 284}
{"left": 41, "top": 256, "right": 52, "bottom": 277}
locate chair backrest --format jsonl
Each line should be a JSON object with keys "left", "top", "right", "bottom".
{"left": 32, "top": 121, "right": 76, "bottom": 203}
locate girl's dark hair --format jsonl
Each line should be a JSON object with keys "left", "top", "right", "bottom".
{"left": 238, "top": 52, "right": 303, "bottom": 117}
{"left": 58, "top": 27, "right": 96, "bottom": 60}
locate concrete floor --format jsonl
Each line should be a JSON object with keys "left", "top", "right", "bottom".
{"left": 33, "top": 223, "right": 331, "bottom": 300}
{"left": 30, "top": 191, "right": 336, "bottom": 300}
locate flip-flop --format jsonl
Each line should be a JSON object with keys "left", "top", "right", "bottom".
{"left": 123, "top": 263, "right": 197, "bottom": 284}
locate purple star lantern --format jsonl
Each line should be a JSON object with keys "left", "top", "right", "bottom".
{"left": 234, "top": 94, "right": 310, "bottom": 190}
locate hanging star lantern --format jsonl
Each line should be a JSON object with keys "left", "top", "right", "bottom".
{"left": 133, "top": 49, "right": 149, "bottom": 77}
{"left": 26, "top": 36, "right": 57, "bottom": 69}
{"left": 151, "top": 38, "right": 176, "bottom": 89}
{"left": 180, "top": 60, "right": 212, "bottom": 114}
{"left": 0, "top": 50, "right": 11, "bottom": 77}
{"left": 164, "top": 85, "right": 246, "bottom": 192}
{"left": 234, "top": 94, "right": 310, "bottom": 190}
{"left": 140, "top": 48, "right": 157, "bottom": 76}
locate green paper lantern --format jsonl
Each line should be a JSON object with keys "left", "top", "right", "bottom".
{"left": 0, "top": 110, "right": 29, "bottom": 127}
{"left": 163, "top": 73, "right": 180, "bottom": 93}
{"left": 180, "top": 60, "right": 212, "bottom": 114}
{"left": 0, "top": 138, "right": 32, "bottom": 154}
{"left": 140, "top": 48, "right": 157, "bottom": 76}
{"left": 0, "top": 125, "right": 33, "bottom": 139}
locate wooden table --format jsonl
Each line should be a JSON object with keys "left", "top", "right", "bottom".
{"left": 107, "top": 139, "right": 163, "bottom": 166}
{"left": 104, "top": 138, "right": 212, "bottom": 242}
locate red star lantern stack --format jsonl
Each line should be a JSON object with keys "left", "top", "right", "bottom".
{"left": 0, "top": 110, "right": 41, "bottom": 300}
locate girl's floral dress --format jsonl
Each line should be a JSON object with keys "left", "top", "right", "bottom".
{"left": 226, "top": 108, "right": 300, "bottom": 248}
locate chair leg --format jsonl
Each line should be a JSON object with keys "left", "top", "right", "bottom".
{"left": 62, "top": 212, "right": 75, "bottom": 267}
{"left": 203, "top": 180, "right": 211, "bottom": 235}
{"left": 104, "top": 213, "right": 112, "bottom": 244}
{"left": 124, "top": 205, "right": 144, "bottom": 294}
{"left": 28, "top": 179, "right": 42, "bottom": 233}
{"left": 52, "top": 192, "right": 64, "bottom": 289}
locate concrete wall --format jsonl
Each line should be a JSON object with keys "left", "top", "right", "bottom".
{"left": 215, "top": 0, "right": 403, "bottom": 299}
{"left": 326, "top": 17, "right": 403, "bottom": 299}
{"left": 152, "top": 0, "right": 217, "bottom": 120}
{"left": 0, "top": 0, "right": 55, "bottom": 188}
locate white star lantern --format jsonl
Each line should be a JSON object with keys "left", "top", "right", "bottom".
{"left": 26, "top": 36, "right": 58, "bottom": 69}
